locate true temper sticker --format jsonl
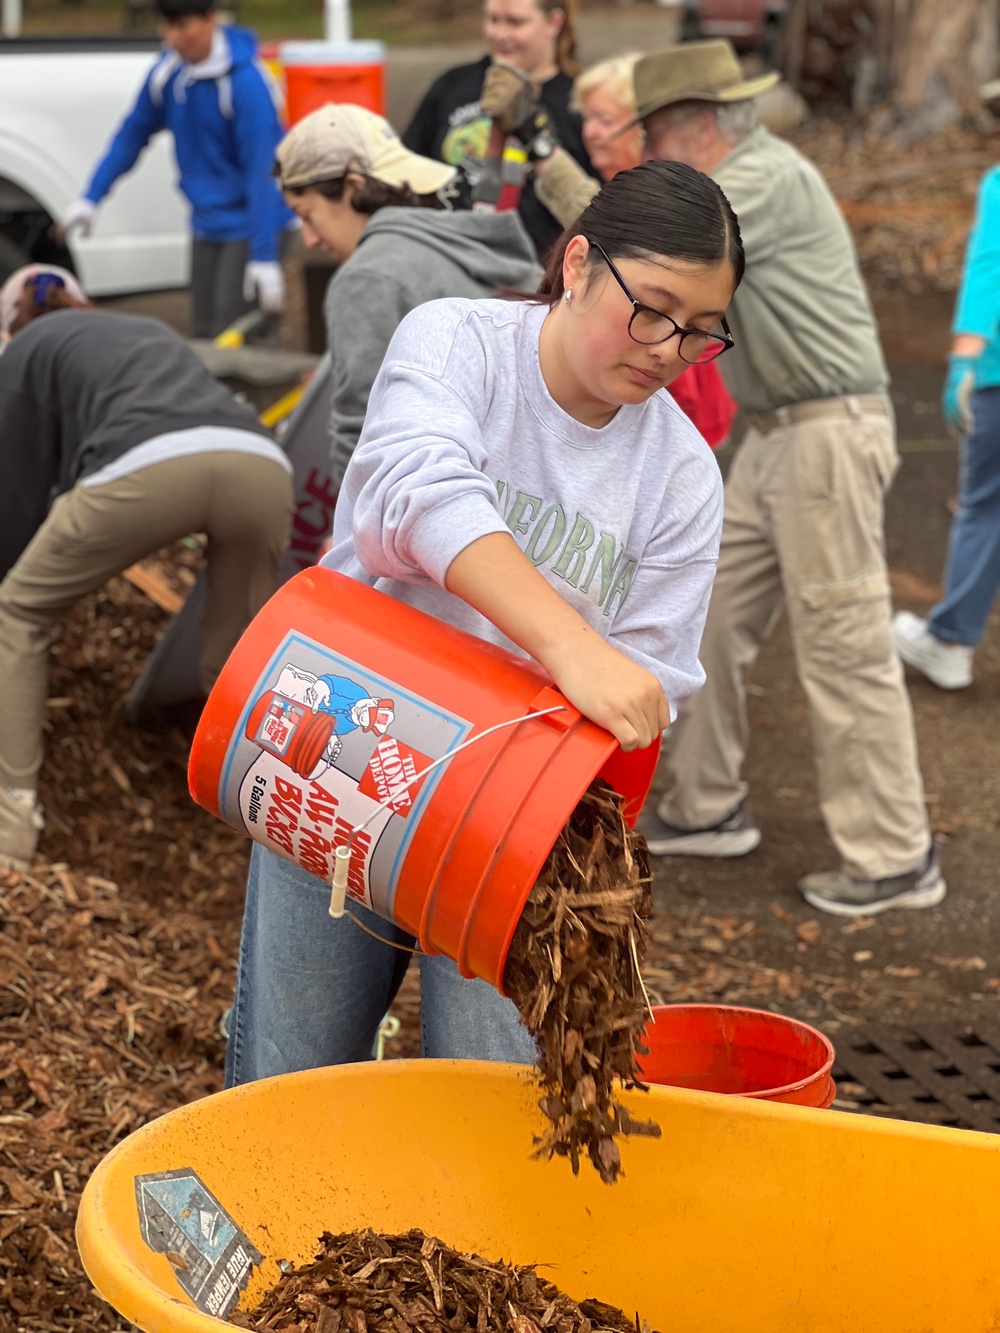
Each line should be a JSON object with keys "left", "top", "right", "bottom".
{"left": 135, "top": 1168, "right": 262, "bottom": 1318}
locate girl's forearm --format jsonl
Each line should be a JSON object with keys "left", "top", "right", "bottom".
{"left": 444, "top": 532, "right": 598, "bottom": 673}
{"left": 444, "top": 532, "right": 669, "bottom": 750}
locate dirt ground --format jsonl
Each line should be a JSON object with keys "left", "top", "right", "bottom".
{"left": 1, "top": 18, "right": 999, "bottom": 1326}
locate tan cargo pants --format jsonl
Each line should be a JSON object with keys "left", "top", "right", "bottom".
{"left": 0, "top": 450, "right": 293, "bottom": 789}
{"left": 657, "top": 398, "right": 931, "bottom": 880}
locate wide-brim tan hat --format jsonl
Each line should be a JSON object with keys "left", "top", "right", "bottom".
{"left": 632, "top": 39, "right": 780, "bottom": 123}
{"left": 276, "top": 103, "right": 456, "bottom": 195}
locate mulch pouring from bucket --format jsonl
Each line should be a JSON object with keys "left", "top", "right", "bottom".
{"left": 504, "top": 780, "right": 660, "bottom": 1184}
{"left": 189, "top": 571, "right": 662, "bottom": 1181}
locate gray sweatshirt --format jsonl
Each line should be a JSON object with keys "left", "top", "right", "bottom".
{"left": 325, "top": 298, "right": 723, "bottom": 718}
{"left": 323, "top": 207, "right": 541, "bottom": 489}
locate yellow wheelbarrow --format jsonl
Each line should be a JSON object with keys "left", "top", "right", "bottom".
{"left": 77, "top": 1060, "right": 1000, "bottom": 1331}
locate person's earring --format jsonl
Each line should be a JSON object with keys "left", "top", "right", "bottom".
{"left": 564, "top": 288, "right": 573, "bottom": 303}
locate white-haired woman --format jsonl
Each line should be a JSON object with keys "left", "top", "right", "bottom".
{"left": 572, "top": 54, "right": 645, "bottom": 183}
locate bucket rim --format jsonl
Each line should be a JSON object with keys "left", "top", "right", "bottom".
{"left": 644, "top": 1002, "right": 836, "bottom": 1099}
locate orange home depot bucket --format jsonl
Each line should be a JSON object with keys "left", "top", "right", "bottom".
{"left": 639, "top": 1004, "right": 837, "bottom": 1108}
{"left": 279, "top": 40, "right": 386, "bottom": 123}
{"left": 188, "top": 566, "right": 658, "bottom": 990}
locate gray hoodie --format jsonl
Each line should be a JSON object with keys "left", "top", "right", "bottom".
{"left": 323, "top": 207, "right": 541, "bottom": 488}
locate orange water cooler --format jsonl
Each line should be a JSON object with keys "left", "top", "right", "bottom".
{"left": 278, "top": 40, "right": 386, "bottom": 124}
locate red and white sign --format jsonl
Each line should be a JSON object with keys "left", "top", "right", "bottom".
{"left": 358, "top": 734, "right": 431, "bottom": 817}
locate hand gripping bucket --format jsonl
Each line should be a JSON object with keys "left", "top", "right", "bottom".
{"left": 188, "top": 568, "right": 658, "bottom": 989}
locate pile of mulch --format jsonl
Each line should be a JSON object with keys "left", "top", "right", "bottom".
{"left": 790, "top": 116, "right": 996, "bottom": 294}
{"left": 229, "top": 1228, "right": 647, "bottom": 1333}
{"left": 504, "top": 783, "right": 659, "bottom": 1184}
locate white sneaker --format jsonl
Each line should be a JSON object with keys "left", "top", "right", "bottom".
{"left": 891, "top": 611, "right": 973, "bottom": 690}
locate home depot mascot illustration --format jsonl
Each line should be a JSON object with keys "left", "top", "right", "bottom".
{"left": 245, "top": 662, "right": 395, "bottom": 780}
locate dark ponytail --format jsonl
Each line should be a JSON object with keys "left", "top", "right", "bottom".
{"left": 538, "top": 159, "right": 744, "bottom": 301}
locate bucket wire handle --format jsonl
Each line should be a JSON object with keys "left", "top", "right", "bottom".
{"left": 327, "top": 705, "right": 567, "bottom": 927}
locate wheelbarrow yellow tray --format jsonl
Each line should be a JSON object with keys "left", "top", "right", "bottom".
{"left": 76, "top": 1059, "right": 1000, "bottom": 1332}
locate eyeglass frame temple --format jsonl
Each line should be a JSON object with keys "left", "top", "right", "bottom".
{"left": 587, "top": 239, "right": 734, "bottom": 359}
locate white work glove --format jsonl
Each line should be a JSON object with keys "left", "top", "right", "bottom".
{"left": 60, "top": 198, "right": 97, "bottom": 241}
{"left": 243, "top": 260, "right": 285, "bottom": 314}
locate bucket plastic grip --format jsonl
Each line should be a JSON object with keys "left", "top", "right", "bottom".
{"left": 529, "top": 686, "right": 577, "bottom": 729}
{"left": 326, "top": 704, "right": 568, "bottom": 921}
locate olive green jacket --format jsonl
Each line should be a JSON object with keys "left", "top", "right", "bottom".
{"left": 714, "top": 126, "right": 888, "bottom": 413}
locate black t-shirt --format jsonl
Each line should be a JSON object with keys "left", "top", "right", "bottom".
{"left": 402, "top": 55, "right": 593, "bottom": 261}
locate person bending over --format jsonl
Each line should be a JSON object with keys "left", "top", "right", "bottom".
{"left": 0, "top": 265, "right": 294, "bottom": 867}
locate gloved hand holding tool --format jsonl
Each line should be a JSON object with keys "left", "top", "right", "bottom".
{"left": 479, "top": 62, "right": 561, "bottom": 162}
{"left": 56, "top": 198, "right": 98, "bottom": 244}
{"left": 243, "top": 260, "right": 286, "bottom": 315}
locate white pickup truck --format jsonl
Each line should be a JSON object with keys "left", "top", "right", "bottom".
{"left": 0, "top": 35, "right": 187, "bottom": 294}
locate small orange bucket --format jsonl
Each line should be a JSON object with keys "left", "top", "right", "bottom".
{"left": 189, "top": 567, "right": 658, "bottom": 990}
{"left": 279, "top": 41, "right": 386, "bottom": 123}
{"left": 638, "top": 1004, "right": 836, "bottom": 1108}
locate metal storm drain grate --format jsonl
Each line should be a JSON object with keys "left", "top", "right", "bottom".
{"left": 831, "top": 1023, "right": 1000, "bottom": 1134}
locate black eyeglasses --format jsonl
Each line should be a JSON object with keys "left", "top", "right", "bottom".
{"left": 589, "top": 241, "right": 734, "bottom": 365}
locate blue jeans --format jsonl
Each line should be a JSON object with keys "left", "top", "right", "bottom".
{"left": 224, "top": 844, "right": 537, "bottom": 1087}
{"left": 928, "top": 385, "right": 1000, "bottom": 647}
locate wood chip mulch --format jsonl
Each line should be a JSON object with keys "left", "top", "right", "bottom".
{"left": 0, "top": 543, "right": 248, "bottom": 1333}
{"left": 229, "top": 1227, "right": 649, "bottom": 1333}
{"left": 504, "top": 783, "right": 660, "bottom": 1185}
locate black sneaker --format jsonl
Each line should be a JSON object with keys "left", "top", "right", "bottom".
{"left": 637, "top": 798, "right": 762, "bottom": 858}
{"left": 799, "top": 842, "right": 947, "bottom": 917}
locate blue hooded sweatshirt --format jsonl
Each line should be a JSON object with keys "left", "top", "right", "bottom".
{"left": 85, "top": 25, "right": 293, "bottom": 261}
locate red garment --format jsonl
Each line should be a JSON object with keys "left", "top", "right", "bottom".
{"left": 668, "top": 361, "right": 736, "bottom": 448}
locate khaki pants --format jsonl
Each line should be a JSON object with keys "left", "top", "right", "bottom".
{"left": 658, "top": 401, "right": 930, "bottom": 880}
{"left": 0, "top": 451, "right": 293, "bottom": 789}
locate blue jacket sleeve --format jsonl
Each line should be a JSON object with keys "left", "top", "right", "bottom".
{"left": 953, "top": 167, "right": 1000, "bottom": 340}
{"left": 85, "top": 67, "right": 168, "bottom": 204}
{"left": 231, "top": 64, "right": 286, "bottom": 263}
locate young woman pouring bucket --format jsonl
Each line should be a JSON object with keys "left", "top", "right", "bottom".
{"left": 190, "top": 159, "right": 744, "bottom": 1082}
